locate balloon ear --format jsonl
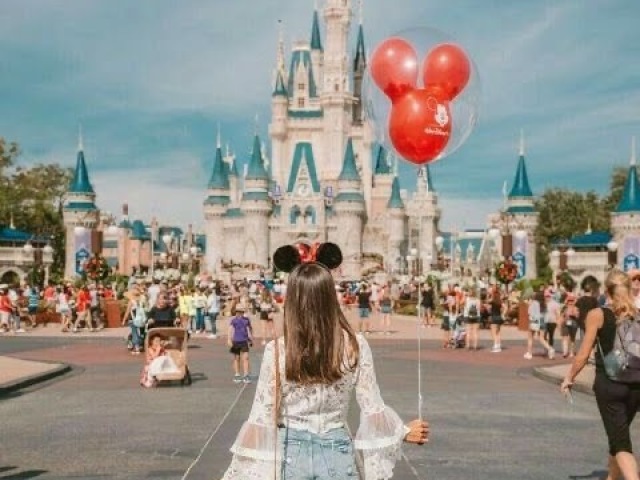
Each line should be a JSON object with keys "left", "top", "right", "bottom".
{"left": 316, "top": 243, "right": 343, "bottom": 270}
{"left": 273, "top": 245, "right": 301, "bottom": 273}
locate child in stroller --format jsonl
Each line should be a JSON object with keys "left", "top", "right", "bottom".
{"left": 449, "top": 315, "right": 467, "bottom": 349}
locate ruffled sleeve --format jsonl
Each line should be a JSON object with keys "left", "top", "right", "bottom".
{"left": 354, "top": 336, "right": 410, "bottom": 480}
{"left": 222, "top": 341, "right": 280, "bottom": 480}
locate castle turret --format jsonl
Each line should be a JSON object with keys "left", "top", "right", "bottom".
{"left": 270, "top": 71, "right": 288, "bottom": 187}
{"left": 63, "top": 130, "right": 99, "bottom": 279}
{"left": 310, "top": 5, "right": 323, "bottom": 89}
{"left": 332, "top": 138, "right": 365, "bottom": 278}
{"left": 407, "top": 165, "right": 440, "bottom": 269}
{"left": 204, "top": 130, "right": 231, "bottom": 273}
{"left": 352, "top": 10, "right": 366, "bottom": 124}
{"left": 611, "top": 137, "right": 640, "bottom": 271}
{"left": 504, "top": 130, "right": 538, "bottom": 278}
{"left": 386, "top": 175, "right": 407, "bottom": 271}
{"left": 240, "top": 134, "right": 272, "bottom": 267}
{"left": 370, "top": 145, "right": 393, "bottom": 219}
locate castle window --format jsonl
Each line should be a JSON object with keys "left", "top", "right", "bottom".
{"left": 298, "top": 83, "right": 305, "bottom": 91}
{"left": 290, "top": 206, "right": 301, "bottom": 225}
{"left": 298, "top": 98, "right": 305, "bottom": 108}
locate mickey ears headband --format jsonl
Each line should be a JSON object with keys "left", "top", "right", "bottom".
{"left": 273, "top": 242, "right": 343, "bottom": 273}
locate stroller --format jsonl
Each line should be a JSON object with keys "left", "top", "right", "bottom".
{"left": 449, "top": 315, "right": 467, "bottom": 349}
{"left": 144, "top": 327, "right": 192, "bottom": 386}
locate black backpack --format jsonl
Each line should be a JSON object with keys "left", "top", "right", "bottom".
{"left": 468, "top": 301, "right": 478, "bottom": 318}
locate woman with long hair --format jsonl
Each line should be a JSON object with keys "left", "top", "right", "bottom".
{"left": 489, "top": 287, "right": 506, "bottom": 353}
{"left": 562, "top": 270, "right": 640, "bottom": 480}
{"left": 222, "top": 252, "right": 428, "bottom": 480}
{"left": 525, "top": 290, "right": 554, "bottom": 360}
{"left": 561, "top": 293, "right": 579, "bottom": 358}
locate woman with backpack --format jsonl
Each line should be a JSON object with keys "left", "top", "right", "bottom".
{"left": 561, "top": 270, "right": 640, "bottom": 480}
{"left": 525, "top": 290, "right": 554, "bottom": 360}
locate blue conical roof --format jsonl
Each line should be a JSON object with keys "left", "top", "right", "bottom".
{"left": 208, "top": 146, "right": 230, "bottom": 190}
{"left": 245, "top": 135, "right": 269, "bottom": 180}
{"left": 617, "top": 165, "right": 640, "bottom": 212}
{"left": 374, "top": 145, "right": 391, "bottom": 174}
{"left": 508, "top": 155, "right": 533, "bottom": 198}
{"left": 338, "top": 139, "right": 360, "bottom": 182}
{"left": 272, "top": 71, "right": 287, "bottom": 97}
{"left": 130, "top": 220, "right": 149, "bottom": 240}
{"left": 310, "top": 9, "right": 323, "bottom": 51}
{"left": 354, "top": 24, "right": 366, "bottom": 70}
{"left": 69, "top": 149, "right": 94, "bottom": 194}
{"left": 387, "top": 176, "right": 404, "bottom": 209}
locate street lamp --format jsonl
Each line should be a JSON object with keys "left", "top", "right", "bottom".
{"left": 607, "top": 240, "right": 618, "bottom": 268}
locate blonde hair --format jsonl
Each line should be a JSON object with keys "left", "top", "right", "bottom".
{"left": 605, "top": 269, "right": 637, "bottom": 323}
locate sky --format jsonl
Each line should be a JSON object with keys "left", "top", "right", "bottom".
{"left": 1, "top": 0, "right": 639, "bottom": 231}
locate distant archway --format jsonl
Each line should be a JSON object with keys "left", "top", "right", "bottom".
{"left": 0, "top": 268, "right": 24, "bottom": 286}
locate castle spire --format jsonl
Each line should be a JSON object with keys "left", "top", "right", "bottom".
{"left": 617, "top": 137, "right": 640, "bottom": 213}
{"left": 276, "top": 19, "right": 286, "bottom": 76}
{"left": 508, "top": 131, "right": 533, "bottom": 199}
{"left": 374, "top": 145, "right": 391, "bottom": 174}
{"left": 338, "top": 138, "right": 361, "bottom": 181}
{"left": 425, "top": 164, "right": 435, "bottom": 193}
{"left": 78, "top": 124, "right": 84, "bottom": 152}
{"left": 387, "top": 175, "right": 404, "bottom": 209}
{"left": 208, "top": 140, "right": 230, "bottom": 190}
{"left": 69, "top": 132, "right": 94, "bottom": 194}
{"left": 245, "top": 134, "right": 269, "bottom": 180}
{"left": 310, "top": 3, "right": 323, "bottom": 51}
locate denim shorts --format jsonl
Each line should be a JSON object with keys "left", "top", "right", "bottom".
{"left": 358, "top": 308, "right": 370, "bottom": 319}
{"left": 279, "top": 426, "right": 358, "bottom": 479}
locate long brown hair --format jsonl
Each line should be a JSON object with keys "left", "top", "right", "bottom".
{"left": 283, "top": 263, "right": 359, "bottom": 384}
{"left": 605, "top": 269, "right": 637, "bottom": 323}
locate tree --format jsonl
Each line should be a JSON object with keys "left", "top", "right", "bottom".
{"left": 604, "top": 166, "right": 629, "bottom": 212}
{"left": 0, "top": 139, "right": 73, "bottom": 278}
{"left": 534, "top": 188, "right": 611, "bottom": 281}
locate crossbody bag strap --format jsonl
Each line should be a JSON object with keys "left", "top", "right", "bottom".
{"left": 273, "top": 331, "right": 281, "bottom": 480}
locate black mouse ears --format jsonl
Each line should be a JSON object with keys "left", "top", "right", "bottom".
{"left": 272, "top": 242, "right": 343, "bottom": 273}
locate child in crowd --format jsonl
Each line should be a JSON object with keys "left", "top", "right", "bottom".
{"left": 227, "top": 307, "right": 253, "bottom": 384}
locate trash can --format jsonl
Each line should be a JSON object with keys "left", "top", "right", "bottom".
{"left": 104, "top": 299, "right": 122, "bottom": 328}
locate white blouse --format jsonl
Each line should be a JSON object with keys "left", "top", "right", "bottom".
{"left": 222, "top": 334, "right": 409, "bottom": 480}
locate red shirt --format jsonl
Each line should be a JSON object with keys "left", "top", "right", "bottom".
{"left": 76, "top": 290, "right": 90, "bottom": 312}
{"left": 0, "top": 294, "right": 13, "bottom": 313}
{"left": 44, "top": 286, "right": 56, "bottom": 301}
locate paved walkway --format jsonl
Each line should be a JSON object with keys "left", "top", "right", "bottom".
{"left": 0, "top": 311, "right": 590, "bottom": 395}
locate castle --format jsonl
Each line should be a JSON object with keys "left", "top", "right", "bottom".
{"left": 203, "top": 0, "right": 441, "bottom": 279}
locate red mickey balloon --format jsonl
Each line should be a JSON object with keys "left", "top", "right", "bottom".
{"left": 422, "top": 43, "right": 470, "bottom": 101}
{"left": 370, "top": 37, "right": 419, "bottom": 103}
{"left": 388, "top": 86, "right": 452, "bottom": 164}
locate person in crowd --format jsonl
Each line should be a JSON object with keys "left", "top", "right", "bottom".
{"left": 73, "top": 285, "right": 92, "bottom": 332}
{"left": 88, "top": 284, "right": 103, "bottom": 330}
{"left": 147, "top": 292, "right": 179, "bottom": 329}
{"left": 561, "top": 293, "right": 580, "bottom": 358}
{"left": 525, "top": 290, "right": 555, "bottom": 360}
{"left": 442, "top": 287, "right": 457, "bottom": 348}
{"left": 562, "top": 270, "right": 640, "bottom": 480}
{"left": 543, "top": 289, "right": 561, "bottom": 352}
{"left": 258, "top": 289, "right": 276, "bottom": 346}
{"left": 178, "top": 286, "right": 191, "bottom": 330}
{"left": 147, "top": 279, "right": 161, "bottom": 311}
{"left": 379, "top": 286, "right": 394, "bottom": 335}
{"left": 227, "top": 306, "right": 253, "bottom": 384}
{"left": 221, "top": 262, "right": 428, "bottom": 480}
{"left": 629, "top": 268, "right": 640, "bottom": 309}
{"left": 577, "top": 275, "right": 601, "bottom": 337}
{"left": 488, "top": 286, "right": 505, "bottom": 352}
{"left": 122, "top": 287, "right": 146, "bottom": 355}
{"left": 421, "top": 283, "right": 435, "bottom": 327}
{"left": 463, "top": 288, "right": 481, "bottom": 350}
{"left": 357, "top": 283, "right": 373, "bottom": 335}
{"left": 0, "top": 285, "right": 13, "bottom": 333}
{"left": 7, "top": 285, "right": 23, "bottom": 333}
{"left": 57, "top": 285, "right": 72, "bottom": 333}
{"left": 27, "top": 285, "right": 40, "bottom": 329}
{"left": 193, "top": 287, "right": 208, "bottom": 334}
{"left": 206, "top": 285, "right": 221, "bottom": 339}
